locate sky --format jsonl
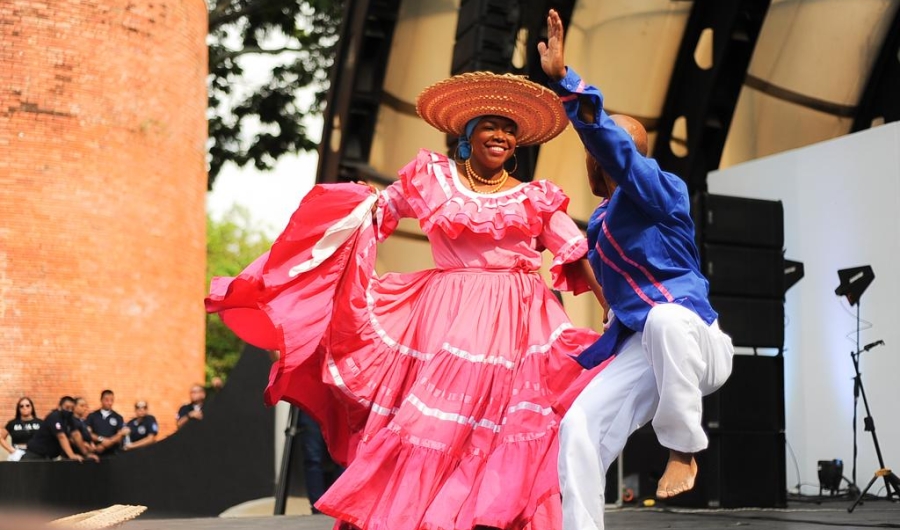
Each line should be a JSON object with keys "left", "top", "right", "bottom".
{"left": 206, "top": 149, "right": 318, "bottom": 238}
{"left": 204, "top": 48, "right": 320, "bottom": 239}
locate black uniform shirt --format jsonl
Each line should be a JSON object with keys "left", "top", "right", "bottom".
{"left": 72, "top": 417, "right": 92, "bottom": 447}
{"left": 85, "top": 409, "right": 125, "bottom": 438}
{"left": 177, "top": 404, "right": 202, "bottom": 422}
{"left": 126, "top": 415, "right": 159, "bottom": 443}
{"left": 86, "top": 409, "right": 125, "bottom": 454}
{"left": 26, "top": 410, "right": 75, "bottom": 458}
{"left": 5, "top": 418, "right": 42, "bottom": 447}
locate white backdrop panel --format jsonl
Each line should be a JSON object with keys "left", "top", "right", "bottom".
{"left": 708, "top": 121, "right": 900, "bottom": 493}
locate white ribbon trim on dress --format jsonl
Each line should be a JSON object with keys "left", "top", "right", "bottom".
{"left": 288, "top": 192, "right": 378, "bottom": 278}
{"left": 366, "top": 288, "right": 575, "bottom": 367}
{"left": 405, "top": 393, "right": 552, "bottom": 434}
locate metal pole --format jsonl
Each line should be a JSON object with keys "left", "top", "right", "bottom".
{"left": 274, "top": 405, "right": 301, "bottom": 515}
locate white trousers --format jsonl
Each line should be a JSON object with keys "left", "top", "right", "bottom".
{"left": 559, "top": 303, "right": 734, "bottom": 530}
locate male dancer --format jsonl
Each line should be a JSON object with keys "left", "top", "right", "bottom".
{"left": 539, "top": 9, "right": 734, "bottom": 530}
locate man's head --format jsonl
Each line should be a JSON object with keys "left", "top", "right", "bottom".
{"left": 585, "top": 114, "right": 649, "bottom": 198}
{"left": 134, "top": 400, "right": 148, "bottom": 419}
{"left": 58, "top": 395, "right": 75, "bottom": 412}
{"left": 190, "top": 384, "right": 206, "bottom": 405}
{"left": 611, "top": 114, "right": 648, "bottom": 157}
{"left": 100, "top": 389, "right": 115, "bottom": 411}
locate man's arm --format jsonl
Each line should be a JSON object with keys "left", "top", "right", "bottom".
{"left": 176, "top": 406, "right": 199, "bottom": 430}
{"left": 124, "top": 433, "right": 156, "bottom": 451}
{"left": 85, "top": 415, "right": 103, "bottom": 443}
{"left": 95, "top": 427, "right": 130, "bottom": 453}
{"left": 554, "top": 72, "right": 684, "bottom": 217}
{"left": 70, "top": 429, "right": 93, "bottom": 456}
{"left": 539, "top": 10, "right": 684, "bottom": 218}
{"left": 580, "top": 259, "right": 609, "bottom": 323}
{"left": 56, "top": 432, "right": 84, "bottom": 462}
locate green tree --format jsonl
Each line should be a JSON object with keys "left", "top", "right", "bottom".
{"left": 205, "top": 205, "right": 274, "bottom": 383}
{"left": 206, "top": 0, "right": 343, "bottom": 189}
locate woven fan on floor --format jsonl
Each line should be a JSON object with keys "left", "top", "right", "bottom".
{"left": 48, "top": 505, "right": 147, "bottom": 529}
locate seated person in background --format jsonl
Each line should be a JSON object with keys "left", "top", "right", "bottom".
{"left": 124, "top": 400, "right": 158, "bottom": 451}
{"left": 85, "top": 389, "right": 129, "bottom": 456}
{"left": 176, "top": 384, "right": 206, "bottom": 430}
{"left": 206, "top": 376, "right": 224, "bottom": 400}
{"left": 1, "top": 397, "right": 42, "bottom": 461}
{"left": 23, "top": 396, "right": 98, "bottom": 462}
{"left": 70, "top": 397, "right": 97, "bottom": 457}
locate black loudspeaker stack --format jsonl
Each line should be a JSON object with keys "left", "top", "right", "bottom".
{"left": 451, "top": 0, "right": 518, "bottom": 74}
{"left": 693, "top": 192, "right": 786, "bottom": 349}
{"left": 693, "top": 193, "right": 788, "bottom": 507}
{"left": 693, "top": 354, "right": 787, "bottom": 508}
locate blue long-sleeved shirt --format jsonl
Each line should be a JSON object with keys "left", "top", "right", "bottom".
{"left": 550, "top": 68, "right": 717, "bottom": 367}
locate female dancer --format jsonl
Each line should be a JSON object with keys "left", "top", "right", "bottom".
{"left": 207, "top": 72, "right": 605, "bottom": 530}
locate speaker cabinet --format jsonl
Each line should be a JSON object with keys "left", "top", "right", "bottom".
{"left": 703, "top": 354, "right": 785, "bottom": 432}
{"left": 691, "top": 431, "right": 787, "bottom": 508}
{"left": 693, "top": 193, "right": 784, "bottom": 249}
{"left": 605, "top": 429, "right": 787, "bottom": 508}
{"left": 703, "top": 244, "right": 785, "bottom": 298}
{"left": 693, "top": 193, "right": 787, "bottom": 349}
{"left": 452, "top": 0, "right": 516, "bottom": 73}
{"left": 711, "top": 295, "right": 784, "bottom": 349}
{"left": 605, "top": 354, "right": 786, "bottom": 508}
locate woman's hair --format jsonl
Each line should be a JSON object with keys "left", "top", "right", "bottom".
{"left": 15, "top": 397, "right": 36, "bottom": 421}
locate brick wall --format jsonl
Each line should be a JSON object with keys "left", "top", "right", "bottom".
{"left": 0, "top": 0, "right": 209, "bottom": 437}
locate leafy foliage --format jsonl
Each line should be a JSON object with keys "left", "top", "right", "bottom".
{"left": 205, "top": 206, "right": 274, "bottom": 383}
{"left": 207, "top": 0, "right": 343, "bottom": 189}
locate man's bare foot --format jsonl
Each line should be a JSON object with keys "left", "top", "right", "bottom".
{"left": 656, "top": 450, "right": 698, "bottom": 499}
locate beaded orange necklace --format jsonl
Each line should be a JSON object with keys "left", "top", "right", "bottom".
{"left": 464, "top": 158, "right": 510, "bottom": 194}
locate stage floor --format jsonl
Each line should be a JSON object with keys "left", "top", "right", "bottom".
{"left": 118, "top": 498, "right": 900, "bottom": 530}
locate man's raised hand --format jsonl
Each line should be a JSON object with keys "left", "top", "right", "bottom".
{"left": 538, "top": 9, "right": 567, "bottom": 82}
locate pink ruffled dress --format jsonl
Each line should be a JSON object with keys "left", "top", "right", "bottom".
{"left": 206, "top": 149, "right": 602, "bottom": 530}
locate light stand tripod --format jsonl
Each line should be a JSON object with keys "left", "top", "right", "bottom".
{"left": 851, "top": 300, "right": 862, "bottom": 489}
{"left": 834, "top": 265, "right": 875, "bottom": 492}
{"left": 834, "top": 266, "right": 900, "bottom": 512}
{"left": 846, "top": 340, "right": 900, "bottom": 512}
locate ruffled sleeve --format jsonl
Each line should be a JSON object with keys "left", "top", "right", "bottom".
{"left": 375, "top": 179, "right": 415, "bottom": 242}
{"left": 374, "top": 149, "right": 455, "bottom": 241}
{"left": 536, "top": 183, "right": 591, "bottom": 294}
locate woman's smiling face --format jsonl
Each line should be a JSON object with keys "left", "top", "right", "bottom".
{"left": 468, "top": 116, "right": 518, "bottom": 170}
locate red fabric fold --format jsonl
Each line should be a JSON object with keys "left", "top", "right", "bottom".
{"left": 204, "top": 182, "right": 375, "bottom": 465}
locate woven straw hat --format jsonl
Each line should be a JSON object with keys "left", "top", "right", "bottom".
{"left": 416, "top": 72, "right": 568, "bottom": 146}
